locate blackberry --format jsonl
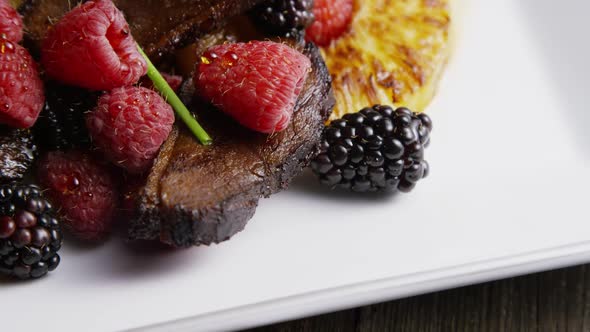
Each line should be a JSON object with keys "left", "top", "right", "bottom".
{"left": 251, "top": 0, "right": 315, "bottom": 38}
{"left": 0, "top": 183, "right": 63, "bottom": 279}
{"left": 0, "top": 126, "right": 37, "bottom": 184}
{"left": 311, "top": 105, "right": 432, "bottom": 193}
{"left": 33, "top": 83, "right": 97, "bottom": 151}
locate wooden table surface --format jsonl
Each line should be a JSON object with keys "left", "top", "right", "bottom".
{"left": 246, "top": 264, "right": 590, "bottom": 331}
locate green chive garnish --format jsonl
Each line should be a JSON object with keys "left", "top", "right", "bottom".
{"left": 137, "top": 44, "right": 212, "bottom": 146}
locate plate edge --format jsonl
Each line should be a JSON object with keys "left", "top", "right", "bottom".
{"left": 124, "top": 241, "right": 590, "bottom": 332}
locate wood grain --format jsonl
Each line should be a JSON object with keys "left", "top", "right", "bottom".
{"left": 246, "top": 265, "right": 590, "bottom": 332}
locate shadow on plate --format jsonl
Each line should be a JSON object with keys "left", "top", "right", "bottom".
{"left": 0, "top": 270, "right": 61, "bottom": 285}
{"left": 80, "top": 235, "right": 201, "bottom": 281}
{"left": 76, "top": 220, "right": 201, "bottom": 281}
{"left": 517, "top": 0, "right": 590, "bottom": 156}
{"left": 1, "top": 171, "right": 400, "bottom": 283}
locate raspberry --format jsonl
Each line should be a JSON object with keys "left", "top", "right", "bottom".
{"left": 38, "top": 151, "right": 119, "bottom": 241}
{"left": 194, "top": 41, "right": 311, "bottom": 133}
{"left": 41, "top": 0, "right": 147, "bottom": 91}
{"left": 305, "top": 0, "right": 353, "bottom": 47}
{"left": 140, "top": 72, "right": 182, "bottom": 92}
{"left": 0, "top": 0, "right": 23, "bottom": 43}
{"left": 0, "top": 38, "right": 45, "bottom": 128}
{"left": 86, "top": 86, "right": 175, "bottom": 174}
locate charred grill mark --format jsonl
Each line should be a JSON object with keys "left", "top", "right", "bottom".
{"left": 323, "top": 0, "right": 450, "bottom": 118}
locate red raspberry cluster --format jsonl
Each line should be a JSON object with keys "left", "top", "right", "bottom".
{"left": 2, "top": 0, "right": 314, "bottom": 243}
{"left": 34, "top": 0, "right": 177, "bottom": 240}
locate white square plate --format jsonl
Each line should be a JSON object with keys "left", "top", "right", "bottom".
{"left": 3, "top": 0, "right": 590, "bottom": 331}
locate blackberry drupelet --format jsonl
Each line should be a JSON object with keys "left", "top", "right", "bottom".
{"left": 0, "top": 126, "right": 37, "bottom": 184}
{"left": 33, "top": 83, "right": 98, "bottom": 151}
{"left": 251, "top": 0, "right": 315, "bottom": 38}
{"left": 0, "top": 183, "right": 63, "bottom": 279}
{"left": 311, "top": 105, "right": 432, "bottom": 193}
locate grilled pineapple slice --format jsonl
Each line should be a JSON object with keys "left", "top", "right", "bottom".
{"left": 321, "top": 0, "right": 451, "bottom": 120}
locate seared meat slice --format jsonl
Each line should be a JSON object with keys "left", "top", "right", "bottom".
{"left": 129, "top": 42, "right": 334, "bottom": 247}
{"left": 19, "top": 0, "right": 264, "bottom": 60}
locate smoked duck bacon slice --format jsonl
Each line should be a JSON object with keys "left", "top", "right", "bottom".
{"left": 19, "top": 0, "right": 265, "bottom": 60}
{"left": 129, "top": 42, "right": 334, "bottom": 247}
